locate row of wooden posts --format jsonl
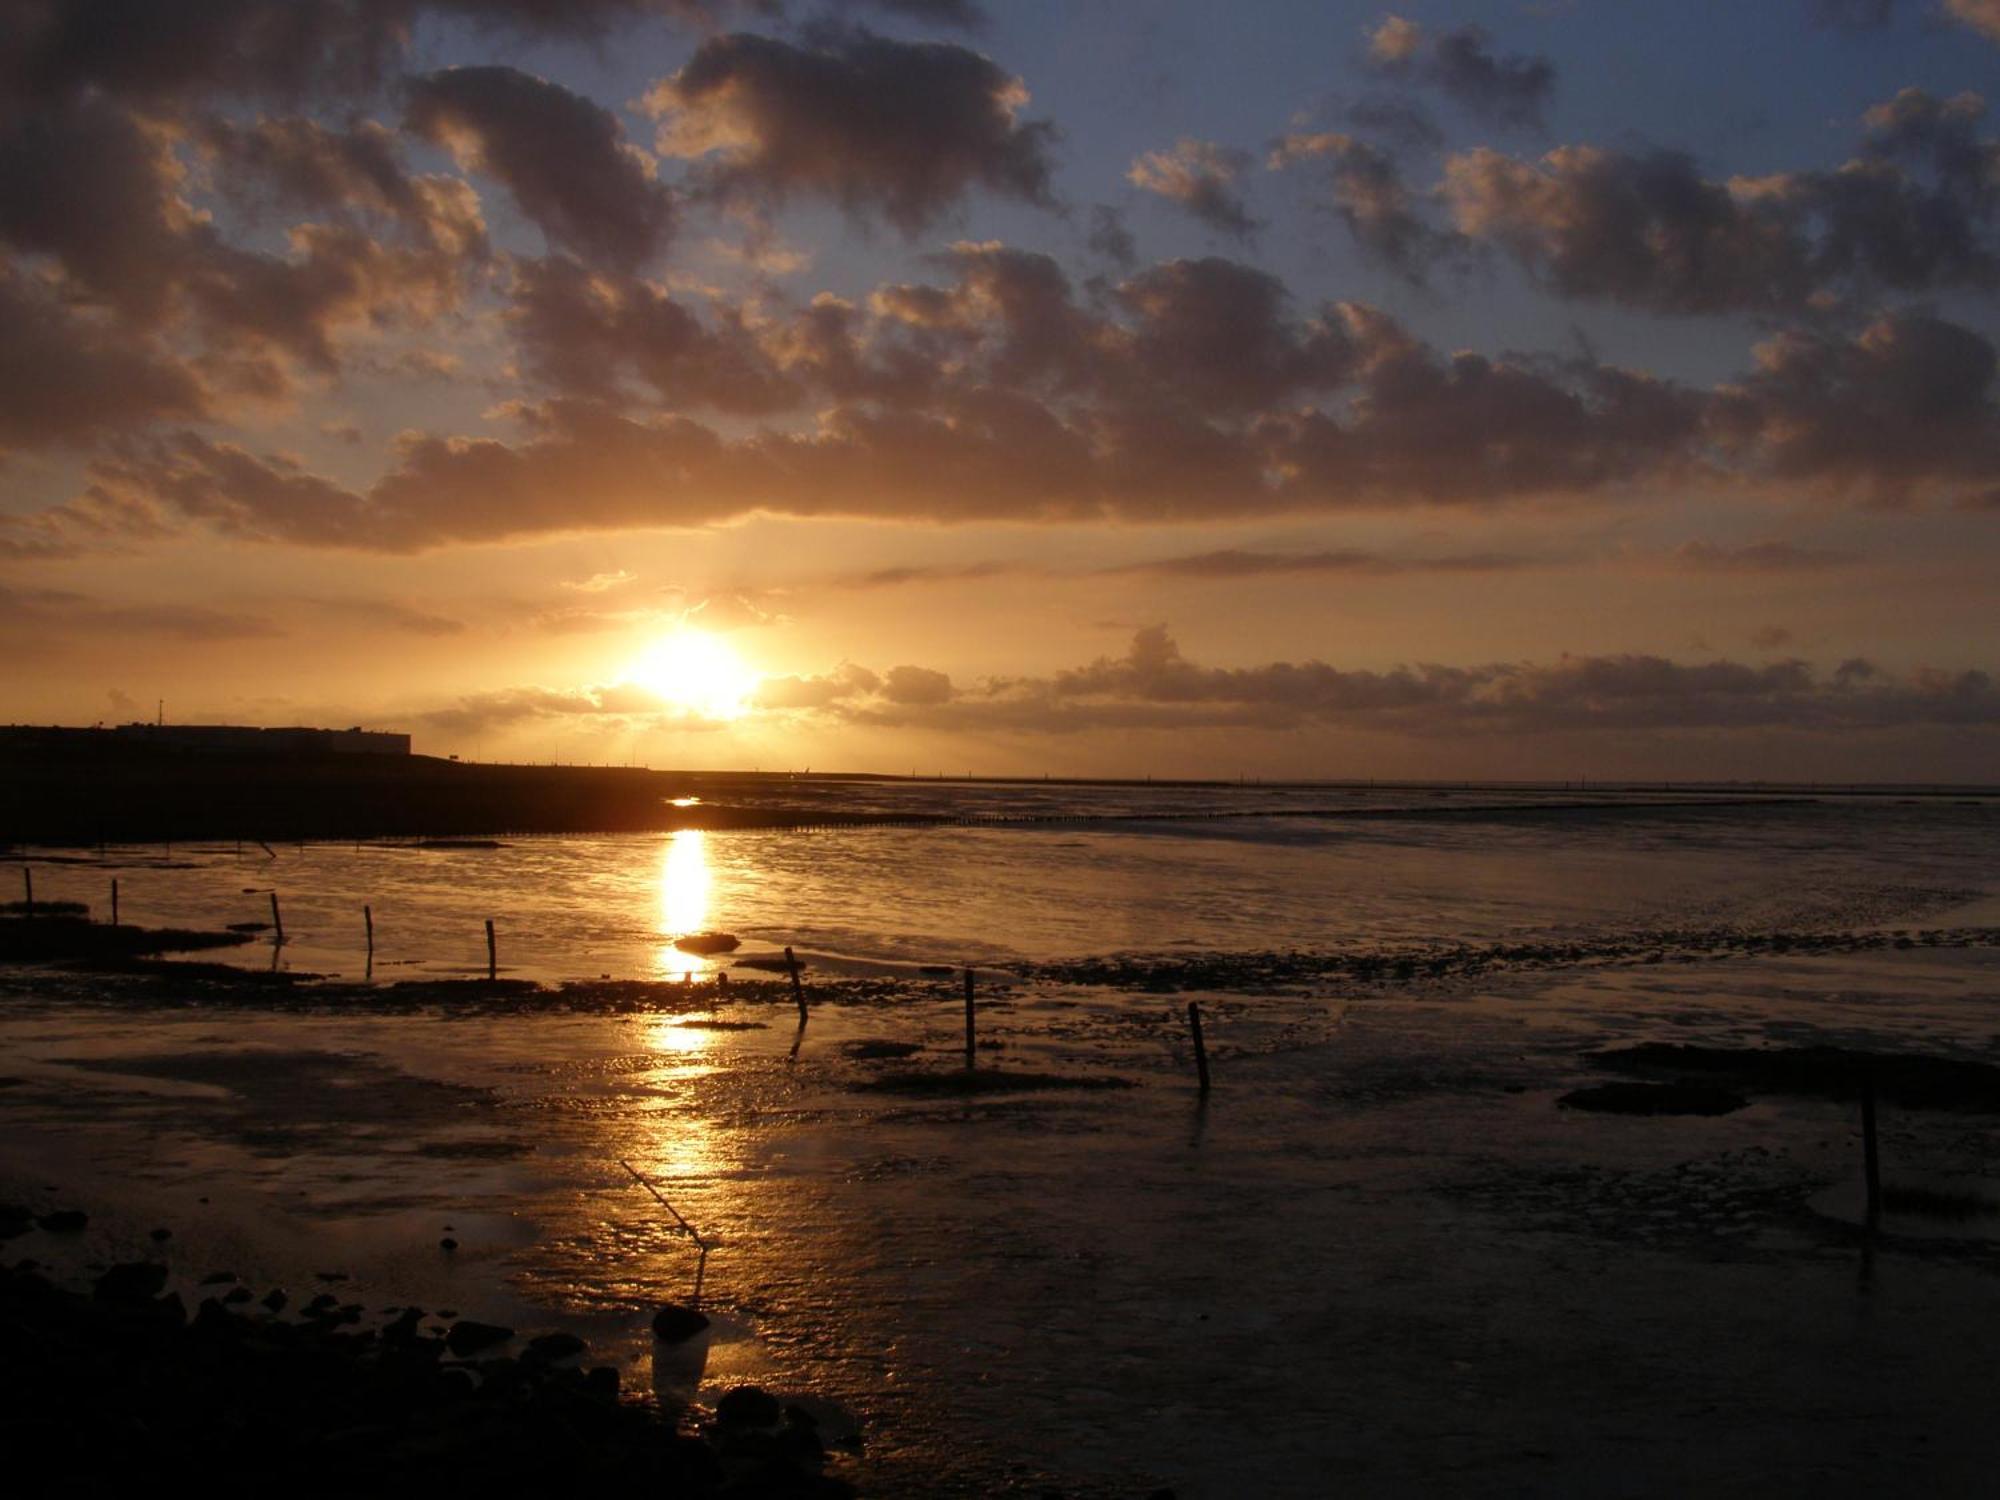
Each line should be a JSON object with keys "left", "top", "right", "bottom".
{"left": 3, "top": 868, "right": 1888, "bottom": 1200}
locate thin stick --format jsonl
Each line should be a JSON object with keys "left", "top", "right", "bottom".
{"left": 364, "top": 904, "right": 374, "bottom": 955}
{"left": 1188, "top": 1001, "right": 1212, "bottom": 1095}
{"left": 785, "top": 945, "right": 806, "bottom": 1025}
{"left": 111, "top": 877, "right": 119, "bottom": 926}
{"left": 269, "top": 891, "right": 284, "bottom": 946}
{"left": 22, "top": 867, "right": 32, "bottom": 920}
{"left": 964, "top": 968, "right": 976, "bottom": 1070}
{"left": 619, "top": 1159, "right": 710, "bottom": 1249}
{"left": 485, "top": 918, "right": 497, "bottom": 981}
{"left": 1861, "top": 1069, "right": 1882, "bottom": 1229}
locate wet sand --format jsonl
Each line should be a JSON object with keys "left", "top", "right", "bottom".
{"left": 5, "top": 906, "right": 2000, "bottom": 1496}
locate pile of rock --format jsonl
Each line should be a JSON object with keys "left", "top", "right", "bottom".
{"left": 0, "top": 1252, "right": 851, "bottom": 1495}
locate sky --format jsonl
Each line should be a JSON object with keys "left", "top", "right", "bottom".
{"left": 1, "top": 0, "right": 1996, "bottom": 780}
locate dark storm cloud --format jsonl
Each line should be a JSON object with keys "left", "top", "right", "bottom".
{"left": 405, "top": 66, "right": 673, "bottom": 270}
{"left": 645, "top": 25, "right": 1056, "bottom": 232}
{"left": 1270, "top": 131, "right": 1457, "bottom": 278}
{"left": 1127, "top": 139, "right": 1258, "bottom": 237}
{"left": 1365, "top": 15, "right": 1555, "bottom": 131}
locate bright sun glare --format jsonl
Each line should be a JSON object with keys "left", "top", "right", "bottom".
{"left": 631, "top": 630, "right": 757, "bottom": 720}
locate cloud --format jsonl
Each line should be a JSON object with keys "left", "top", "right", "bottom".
{"left": 1098, "top": 548, "right": 1533, "bottom": 579}
{"left": 645, "top": 25, "right": 1056, "bottom": 232}
{"left": 0, "top": 584, "right": 280, "bottom": 641}
{"left": 882, "top": 663, "right": 953, "bottom": 704}
{"left": 28, "top": 245, "right": 1996, "bottom": 553}
{"left": 405, "top": 66, "right": 673, "bottom": 270}
{"left": 1709, "top": 311, "right": 2000, "bottom": 506}
{"left": 1671, "top": 539, "right": 1860, "bottom": 571}
{"left": 1944, "top": 0, "right": 2000, "bottom": 41}
{"left": 306, "top": 596, "right": 466, "bottom": 635}
{"left": 765, "top": 625, "right": 2000, "bottom": 736}
{"left": 1128, "top": 138, "right": 1257, "bottom": 237}
{"left": 1442, "top": 109, "right": 2000, "bottom": 314}
{"left": 0, "top": 265, "right": 206, "bottom": 453}
{"left": 1270, "top": 131, "right": 1456, "bottom": 278}
{"left": 1086, "top": 204, "right": 1137, "bottom": 266}
{"left": 1365, "top": 14, "right": 1555, "bottom": 130}
{"left": 508, "top": 254, "right": 797, "bottom": 411}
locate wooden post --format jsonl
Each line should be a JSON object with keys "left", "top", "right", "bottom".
{"left": 21, "top": 867, "right": 32, "bottom": 920}
{"left": 485, "top": 918, "right": 497, "bottom": 981}
{"left": 269, "top": 891, "right": 283, "bottom": 945}
{"left": 785, "top": 945, "right": 806, "bottom": 1025}
{"left": 1861, "top": 1069, "right": 1882, "bottom": 1228}
{"left": 964, "top": 968, "right": 976, "bottom": 1070}
{"left": 1188, "top": 1001, "right": 1212, "bottom": 1095}
{"left": 110, "top": 878, "right": 119, "bottom": 926}
{"left": 364, "top": 904, "right": 374, "bottom": 956}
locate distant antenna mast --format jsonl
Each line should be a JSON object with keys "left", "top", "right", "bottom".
{"left": 157, "top": 699, "right": 163, "bottom": 727}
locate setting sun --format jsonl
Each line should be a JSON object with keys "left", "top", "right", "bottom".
{"left": 629, "top": 630, "right": 758, "bottom": 721}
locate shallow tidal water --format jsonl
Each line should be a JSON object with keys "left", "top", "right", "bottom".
{"left": 5, "top": 789, "right": 2000, "bottom": 1496}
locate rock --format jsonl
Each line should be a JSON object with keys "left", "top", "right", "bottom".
{"left": 651, "top": 1303, "right": 711, "bottom": 1342}
{"left": 261, "top": 1288, "right": 287, "bottom": 1312}
{"left": 199, "top": 1270, "right": 237, "bottom": 1285}
{"left": 223, "top": 1286, "right": 253, "bottom": 1304}
{"left": 715, "top": 1385, "right": 784, "bottom": 1428}
{"left": 439, "top": 1237, "right": 458, "bottom": 1252}
{"left": 1558, "top": 1082, "right": 1748, "bottom": 1117}
{"left": 674, "top": 932, "right": 740, "bottom": 956}
{"left": 444, "top": 1319, "right": 513, "bottom": 1357}
{"left": 0, "top": 1204, "right": 32, "bottom": 1239}
{"left": 525, "top": 1332, "right": 587, "bottom": 1362}
{"left": 94, "top": 1262, "right": 168, "bottom": 1303}
{"left": 148, "top": 1227, "right": 171, "bottom": 1242}
{"left": 35, "top": 1209, "right": 87, "bottom": 1233}
{"left": 584, "top": 1366, "right": 620, "bottom": 1400}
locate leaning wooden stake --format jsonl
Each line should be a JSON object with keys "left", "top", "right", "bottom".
{"left": 485, "top": 918, "right": 497, "bottom": 981}
{"left": 268, "top": 891, "right": 284, "bottom": 946}
{"left": 785, "top": 945, "right": 807, "bottom": 1025}
{"left": 1187, "top": 1000, "right": 1212, "bottom": 1095}
{"left": 21, "top": 867, "right": 32, "bottom": 920}
{"left": 619, "top": 1158, "right": 712, "bottom": 1306}
{"left": 110, "top": 877, "right": 119, "bottom": 926}
{"left": 363, "top": 903, "right": 374, "bottom": 956}
{"left": 964, "top": 968, "right": 977, "bottom": 1070}
{"left": 1861, "top": 1069, "right": 1882, "bottom": 1229}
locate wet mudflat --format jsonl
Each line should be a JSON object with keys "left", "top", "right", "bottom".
{"left": 4, "top": 797, "right": 1999, "bottom": 1495}
{"left": 4, "top": 930, "right": 2000, "bottom": 1497}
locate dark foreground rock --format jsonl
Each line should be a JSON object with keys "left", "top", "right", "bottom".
{"left": 0, "top": 1261, "right": 852, "bottom": 1495}
{"left": 1558, "top": 1082, "right": 1749, "bottom": 1116}
{"left": 1591, "top": 1043, "right": 2000, "bottom": 1111}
